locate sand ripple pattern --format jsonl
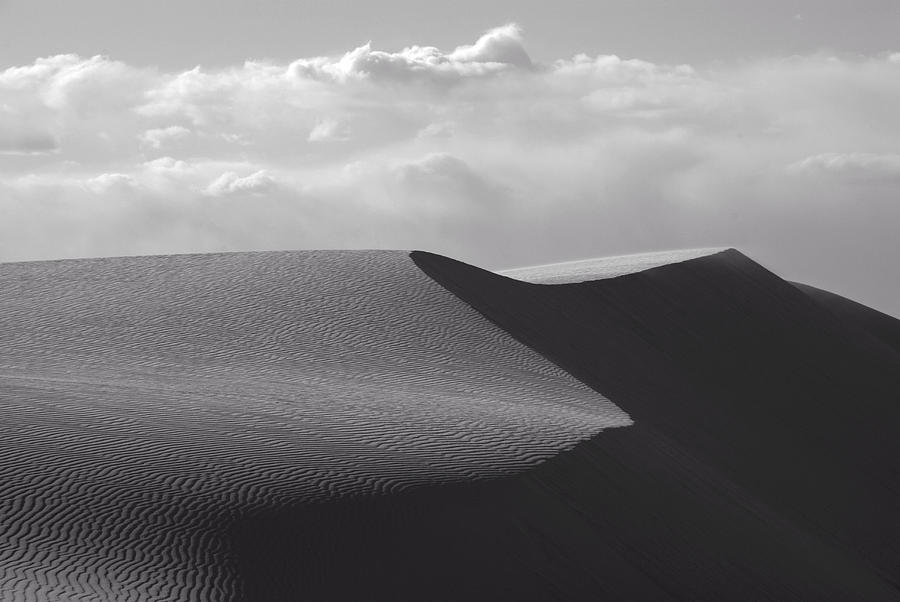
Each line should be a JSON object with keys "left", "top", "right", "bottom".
{"left": 0, "top": 251, "right": 630, "bottom": 600}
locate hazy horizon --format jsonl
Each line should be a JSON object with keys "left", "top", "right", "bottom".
{"left": 2, "top": 1, "right": 899, "bottom": 316}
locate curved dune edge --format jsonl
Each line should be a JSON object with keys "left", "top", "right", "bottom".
{"left": 0, "top": 250, "right": 629, "bottom": 601}
{"left": 0, "top": 248, "right": 898, "bottom": 600}
{"left": 792, "top": 281, "right": 900, "bottom": 355}
{"left": 498, "top": 247, "right": 726, "bottom": 284}
{"left": 406, "top": 248, "right": 900, "bottom": 601}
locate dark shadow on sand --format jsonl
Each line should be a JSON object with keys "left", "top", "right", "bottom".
{"left": 228, "top": 249, "right": 900, "bottom": 601}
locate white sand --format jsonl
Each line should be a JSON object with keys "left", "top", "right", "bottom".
{"left": 499, "top": 248, "right": 726, "bottom": 284}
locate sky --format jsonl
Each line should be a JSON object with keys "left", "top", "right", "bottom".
{"left": 1, "top": 1, "right": 899, "bottom": 315}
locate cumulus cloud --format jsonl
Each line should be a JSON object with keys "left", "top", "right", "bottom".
{"left": 447, "top": 24, "right": 532, "bottom": 68}
{"left": 1, "top": 26, "right": 900, "bottom": 315}
{"left": 287, "top": 24, "right": 531, "bottom": 83}
{"left": 84, "top": 172, "right": 137, "bottom": 193}
{"left": 205, "top": 170, "right": 279, "bottom": 196}
{"left": 0, "top": 54, "right": 149, "bottom": 113}
{"left": 143, "top": 156, "right": 192, "bottom": 174}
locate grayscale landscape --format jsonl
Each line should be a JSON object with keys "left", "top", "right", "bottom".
{"left": 1, "top": 1, "right": 898, "bottom": 600}
{"left": 0, "top": 248, "right": 898, "bottom": 600}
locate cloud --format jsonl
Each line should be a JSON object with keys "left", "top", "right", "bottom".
{"left": 83, "top": 172, "right": 138, "bottom": 194}
{"left": 788, "top": 153, "right": 900, "bottom": 181}
{"left": 0, "top": 106, "right": 59, "bottom": 154}
{"left": 1, "top": 27, "right": 900, "bottom": 315}
{"left": 0, "top": 54, "right": 149, "bottom": 113}
{"left": 395, "top": 153, "right": 495, "bottom": 195}
{"left": 139, "top": 125, "right": 191, "bottom": 149}
{"left": 205, "top": 170, "right": 279, "bottom": 196}
{"left": 308, "top": 118, "right": 351, "bottom": 142}
{"left": 416, "top": 121, "right": 455, "bottom": 139}
{"left": 287, "top": 24, "right": 531, "bottom": 83}
{"left": 143, "top": 156, "right": 192, "bottom": 174}
{"left": 447, "top": 24, "right": 532, "bottom": 68}
{"left": 392, "top": 153, "right": 510, "bottom": 212}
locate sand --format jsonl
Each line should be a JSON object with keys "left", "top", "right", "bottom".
{"left": 0, "top": 251, "right": 627, "bottom": 600}
{"left": 0, "top": 248, "right": 897, "bottom": 600}
{"left": 413, "top": 247, "right": 900, "bottom": 601}
{"left": 498, "top": 247, "right": 726, "bottom": 284}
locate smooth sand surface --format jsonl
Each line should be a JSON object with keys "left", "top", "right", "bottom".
{"left": 1, "top": 248, "right": 898, "bottom": 600}
{"left": 792, "top": 281, "right": 900, "bottom": 353}
{"left": 414, "top": 248, "right": 900, "bottom": 601}
{"left": 499, "top": 248, "right": 725, "bottom": 283}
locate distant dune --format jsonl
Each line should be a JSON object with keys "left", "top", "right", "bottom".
{"left": 498, "top": 247, "right": 726, "bottom": 283}
{"left": 0, "top": 249, "right": 897, "bottom": 600}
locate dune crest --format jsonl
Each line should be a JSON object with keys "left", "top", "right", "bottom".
{"left": 0, "top": 251, "right": 627, "bottom": 600}
{"left": 413, "top": 247, "right": 900, "bottom": 601}
{"left": 499, "top": 247, "right": 726, "bottom": 283}
{"left": 0, "top": 248, "right": 897, "bottom": 600}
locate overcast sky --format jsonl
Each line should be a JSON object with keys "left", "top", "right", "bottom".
{"left": 1, "top": 1, "right": 899, "bottom": 315}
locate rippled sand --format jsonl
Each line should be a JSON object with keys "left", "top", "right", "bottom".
{"left": 1, "top": 248, "right": 898, "bottom": 601}
{"left": 0, "top": 250, "right": 629, "bottom": 600}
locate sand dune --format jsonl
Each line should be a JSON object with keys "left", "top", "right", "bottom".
{"left": 414, "top": 247, "right": 900, "bottom": 601}
{"left": 792, "top": 281, "right": 900, "bottom": 356}
{"left": 0, "top": 248, "right": 897, "bottom": 600}
{"left": 0, "top": 251, "right": 628, "bottom": 600}
{"left": 498, "top": 247, "right": 726, "bottom": 283}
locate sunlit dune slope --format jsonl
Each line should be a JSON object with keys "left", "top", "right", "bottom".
{"left": 499, "top": 247, "right": 726, "bottom": 283}
{"left": 0, "top": 250, "right": 627, "bottom": 600}
{"left": 0, "top": 248, "right": 898, "bottom": 601}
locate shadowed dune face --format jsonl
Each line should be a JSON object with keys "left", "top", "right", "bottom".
{"left": 792, "top": 281, "right": 900, "bottom": 355}
{"left": 2, "top": 248, "right": 899, "bottom": 601}
{"left": 0, "top": 251, "right": 628, "bottom": 599}
{"left": 414, "top": 248, "right": 900, "bottom": 601}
